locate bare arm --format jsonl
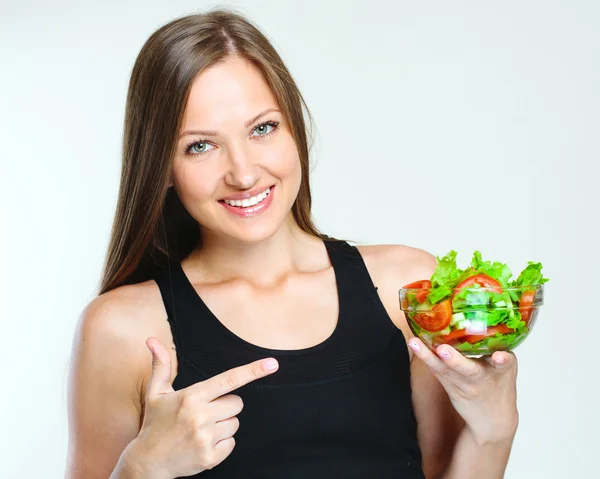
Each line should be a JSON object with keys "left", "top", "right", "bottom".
{"left": 396, "top": 248, "right": 516, "bottom": 478}
{"left": 65, "top": 293, "right": 152, "bottom": 478}
{"left": 360, "top": 244, "right": 464, "bottom": 478}
{"left": 410, "top": 357, "right": 465, "bottom": 478}
{"left": 397, "top": 249, "right": 517, "bottom": 478}
{"left": 436, "top": 427, "right": 514, "bottom": 479}
{"left": 399, "top": 250, "right": 465, "bottom": 478}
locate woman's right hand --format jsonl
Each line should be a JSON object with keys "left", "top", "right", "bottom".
{"left": 130, "top": 337, "right": 279, "bottom": 478}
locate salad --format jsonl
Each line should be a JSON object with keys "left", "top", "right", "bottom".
{"left": 400, "top": 250, "right": 549, "bottom": 354}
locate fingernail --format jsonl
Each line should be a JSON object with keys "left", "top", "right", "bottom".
{"left": 495, "top": 355, "right": 505, "bottom": 364}
{"left": 409, "top": 341, "right": 420, "bottom": 353}
{"left": 263, "top": 359, "right": 279, "bottom": 371}
{"left": 439, "top": 348, "right": 451, "bottom": 360}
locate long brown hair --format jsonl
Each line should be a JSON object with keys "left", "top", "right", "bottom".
{"left": 98, "top": 8, "right": 331, "bottom": 295}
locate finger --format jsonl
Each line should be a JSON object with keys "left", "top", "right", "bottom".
{"left": 195, "top": 358, "right": 279, "bottom": 401}
{"left": 145, "top": 337, "right": 174, "bottom": 397}
{"left": 483, "top": 351, "right": 517, "bottom": 371}
{"left": 407, "top": 338, "right": 460, "bottom": 381}
{"left": 213, "top": 417, "right": 240, "bottom": 444}
{"left": 209, "top": 394, "right": 244, "bottom": 422}
{"left": 434, "top": 344, "right": 482, "bottom": 379}
{"left": 213, "top": 436, "right": 236, "bottom": 461}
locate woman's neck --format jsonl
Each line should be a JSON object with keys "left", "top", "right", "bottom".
{"left": 184, "top": 216, "right": 325, "bottom": 286}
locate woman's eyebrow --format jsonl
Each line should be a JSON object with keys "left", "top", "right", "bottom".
{"left": 179, "top": 108, "right": 280, "bottom": 138}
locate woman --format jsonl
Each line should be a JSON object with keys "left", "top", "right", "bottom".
{"left": 66, "top": 9, "right": 518, "bottom": 479}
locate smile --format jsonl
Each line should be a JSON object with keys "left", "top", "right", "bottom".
{"left": 222, "top": 187, "right": 271, "bottom": 207}
{"left": 219, "top": 186, "right": 275, "bottom": 218}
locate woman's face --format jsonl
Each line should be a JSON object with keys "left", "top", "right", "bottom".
{"left": 171, "top": 57, "right": 302, "bottom": 244}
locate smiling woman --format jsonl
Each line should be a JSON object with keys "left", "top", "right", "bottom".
{"left": 96, "top": 12, "right": 319, "bottom": 291}
{"left": 66, "top": 8, "right": 519, "bottom": 479}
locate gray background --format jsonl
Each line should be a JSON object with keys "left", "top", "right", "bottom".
{"left": 1, "top": 0, "right": 598, "bottom": 477}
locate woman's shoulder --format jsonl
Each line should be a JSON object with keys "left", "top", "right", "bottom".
{"left": 352, "top": 243, "right": 437, "bottom": 344}
{"left": 73, "top": 279, "right": 178, "bottom": 405}
{"left": 82, "top": 279, "right": 169, "bottom": 345}
{"left": 355, "top": 242, "right": 437, "bottom": 282}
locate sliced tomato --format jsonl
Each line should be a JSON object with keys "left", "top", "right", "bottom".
{"left": 451, "top": 274, "right": 502, "bottom": 299}
{"left": 519, "top": 290, "right": 536, "bottom": 325}
{"left": 412, "top": 299, "right": 452, "bottom": 332}
{"left": 439, "top": 328, "right": 471, "bottom": 343}
{"left": 438, "top": 324, "right": 514, "bottom": 345}
{"left": 402, "top": 280, "right": 432, "bottom": 303}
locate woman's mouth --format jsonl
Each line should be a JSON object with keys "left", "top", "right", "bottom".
{"left": 219, "top": 185, "right": 275, "bottom": 218}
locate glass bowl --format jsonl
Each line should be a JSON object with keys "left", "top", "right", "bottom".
{"left": 399, "top": 284, "right": 544, "bottom": 357}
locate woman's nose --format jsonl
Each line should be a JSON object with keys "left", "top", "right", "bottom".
{"left": 224, "top": 147, "right": 260, "bottom": 189}
{"left": 227, "top": 173, "right": 258, "bottom": 190}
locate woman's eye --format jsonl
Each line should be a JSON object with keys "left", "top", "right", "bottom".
{"left": 251, "top": 123, "right": 275, "bottom": 137}
{"left": 187, "top": 141, "right": 215, "bottom": 155}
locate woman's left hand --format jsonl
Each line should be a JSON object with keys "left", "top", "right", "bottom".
{"left": 408, "top": 338, "right": 519, "bottom": 444}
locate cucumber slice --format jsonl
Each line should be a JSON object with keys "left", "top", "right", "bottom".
{"left": 455, "top": 319, "right": 472, "bottom": 330}
{"left": 415, "top": 302, "right": 431, "bottom": 312}
{"left": 450, "top": 312, "right": 466, "bottom": 326}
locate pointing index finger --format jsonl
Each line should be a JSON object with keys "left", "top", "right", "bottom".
{"left": 196, "top": 358, "right": 279, "bottom": 401}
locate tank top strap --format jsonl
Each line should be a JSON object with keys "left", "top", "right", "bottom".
{"left": 324, "top": 239, "right": 381, "bottom": 298}
{"left": 324, "top": 239, "right": 398, "bottom": 334}
{"left": 153, "top": 258, "right": 185, "bottom": 359}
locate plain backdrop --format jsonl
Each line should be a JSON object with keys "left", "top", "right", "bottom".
{"left": 1, "top": 0, "right": 598, "bottom": 477}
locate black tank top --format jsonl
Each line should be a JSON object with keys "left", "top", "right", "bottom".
{"left": 153, "top": 239, "right": 425, "bottom": 478}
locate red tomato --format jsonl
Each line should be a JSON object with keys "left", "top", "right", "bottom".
{"left": 439, "top": 328, "right": 471, "bottom": 343}
{"left": 438, "top": 324, "right": 514, "bottom": 345}
{"left": 451, "top": 274, "right": 502, "bottom": 299}
{"left": 412, "top": 299, "right": 452, "bottom": 332}
{"left": 519, "top": 290, "right": 536, "bottom": 325}
{"left": 402, "top": 280, "right": 432, "bottom": 303}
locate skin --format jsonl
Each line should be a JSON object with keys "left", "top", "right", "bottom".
{"left": 66, "top": 57, "right": 518, "bottom": 479}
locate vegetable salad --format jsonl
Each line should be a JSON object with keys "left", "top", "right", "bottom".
{"left": 401, "top": 251, "right": 549, "bottom": 354}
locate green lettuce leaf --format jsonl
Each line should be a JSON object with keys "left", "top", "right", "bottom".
{"left": 513, "top": 262, "right": 549, "bottom": 287}
{"left": 470, "top": 251, "right": 513, "bottom": 288}
{"left": 425, "top": 250, "right": 549, "bottom": 307}
{"left": 431, "top": 250, "right": 464, "bottom": 288}
{"left": 455, "top": 332, "right": 524, "bottom": 354}
{"left": 485, "top": 308, "right": 510, "bottom": 326}
{"left": 466, "top": 304, "right": 527, "bottom": 334}
{"left": 505, "top": 310, "right": 528, "bottom": 334}
{"left": 428, "top": 286, "right": 452, "bottom": 304}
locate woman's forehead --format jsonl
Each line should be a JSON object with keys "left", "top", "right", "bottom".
{"left": 182, "top": 58, "right": 279, "bottom": 128}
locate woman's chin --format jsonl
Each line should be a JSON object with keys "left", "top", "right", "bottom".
{"left": 219, "top": 209, "right": 298, "bottom": 245}
{"left": 225, "top": 221, "right": 283, "bottom": 244}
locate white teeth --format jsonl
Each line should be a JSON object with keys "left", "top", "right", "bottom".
{"left": 224, "top": 187, "right": 271, "bottom": 208}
